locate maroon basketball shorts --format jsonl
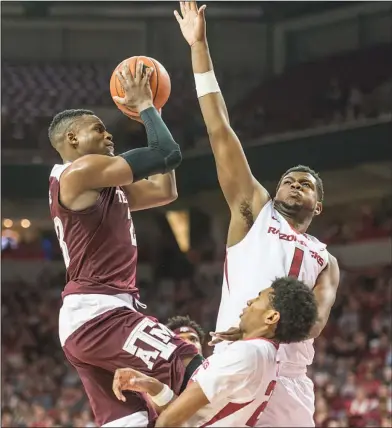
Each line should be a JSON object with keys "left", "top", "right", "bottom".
{"left": 63, "top": 307, "right": 198, "bottom": 427}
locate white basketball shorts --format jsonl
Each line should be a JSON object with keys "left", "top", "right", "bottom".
{"left": 256, "top": 375, "right": 315, "bottom": 427}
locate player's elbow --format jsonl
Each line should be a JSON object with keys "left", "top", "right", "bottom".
{"left": 164, "top": 147, "right": 182, "bottom": 171}
{"left": 308, "top": 318, "right": 326, "bottom": 339}
{"left": 168, "top": 189, "right": 178, "bottom": 203}
{"left": 160, "top": 189, "right": 178, "bottom": 205}
{"left": 206, "top": 122, "right": 232, "bottom": 140}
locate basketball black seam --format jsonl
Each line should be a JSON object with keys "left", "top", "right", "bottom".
{"left": 151, "top": 58, "right": 159, "bottom": 103}
{"left": 114, "top": 62, "right": 122, "bottom": 96}
{"left": 115, "top": 71, "right": 123, "bottom": 98}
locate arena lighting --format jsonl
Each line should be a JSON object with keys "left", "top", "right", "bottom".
{"left": 20, "top": 219, "right": 31, "bottom": 229}
{"left": 166, "top": 210, "right": 190, "bottom": 253}
{"left": 3, "top": 219, "right": 13, "bottom": 228}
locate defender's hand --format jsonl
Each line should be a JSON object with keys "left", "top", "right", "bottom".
{"left": 113, "top": 61, "right": 154, "bottom": 113}
{"left": 113, "top": 368, "right": 158, "bottom": 402}
{"left": 208, "top": 327, "right": 242, "bottom": 346}
{"left": 174, "top": 1, "right": 207, "bottom": 47}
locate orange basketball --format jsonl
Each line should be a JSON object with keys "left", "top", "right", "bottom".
{"left": 110, "top": 56, "right": 171, "bottom": 117}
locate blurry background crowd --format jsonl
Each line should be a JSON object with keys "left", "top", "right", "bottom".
{"left": 1, "top": 1, "right": 391, "bottom": 427}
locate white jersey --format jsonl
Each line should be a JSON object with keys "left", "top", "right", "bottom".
{"left": 215, "top": 200, "right": 328, "bottom": 370}
{"left": 187, "top": 339, "right": 278, "bottom": 427}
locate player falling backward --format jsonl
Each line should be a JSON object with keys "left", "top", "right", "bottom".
{"left": 113, "top": 277, "right": 318, "bottom": 427}
{"left": 48, "top": 63, "right": 204, "bottom": 428}
{"left": 176, "top": 2, "right": 341, "bottom": 427}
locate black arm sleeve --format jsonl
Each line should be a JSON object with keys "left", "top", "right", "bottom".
{"left": 119, "top": 107, "right": 182, "bottom": 182}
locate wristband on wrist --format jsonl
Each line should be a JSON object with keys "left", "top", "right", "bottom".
{"left": 148, "top": 383, "right": 174, "bottom": 407}
{"left": 194, "top": 70, "right": 221, "bottom": 98}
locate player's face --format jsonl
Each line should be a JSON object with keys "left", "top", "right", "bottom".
{"left": 178, "top": 332, "right": 203, "bottom": 355}
{"left": 239, "top": 288, "right": 280, "bottom": 335}
{"left": 70, "top": 115, "right": 114, "bottom": 157}
{"left": 275, "top": 172, "right": 322, "bottom": 216}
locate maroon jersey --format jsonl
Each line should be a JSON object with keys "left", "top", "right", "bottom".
{"left": 49, "top": 164, "right": 138, "bottom": 299}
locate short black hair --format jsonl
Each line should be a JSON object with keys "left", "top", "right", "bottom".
{"left": 48, "top": 109, "right": 94, "bottom": 147}
{"left": 269, "top": 276, "right": 318, "bottom": 343}
{"left": 277, "top": 165, "right": 324, "bottom": 202}
{"left": 166, "top": 315, "right": 205, "bottom": 344}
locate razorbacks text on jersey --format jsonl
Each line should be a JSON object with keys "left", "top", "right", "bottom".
{"left": 187, "top": 339, "right": 278, "bottom": 427}
{"left": 214, "top": 200, "right": 328, "bottom": 369}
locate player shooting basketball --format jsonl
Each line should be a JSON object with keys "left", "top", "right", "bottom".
{"left": 174, "top": 2, "right": 340, "bottom": 427}
{"left": 49, "top": 61, "right": 203, "bottom": 427}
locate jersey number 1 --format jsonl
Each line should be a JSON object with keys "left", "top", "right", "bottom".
{"left": 288, "top": 247, "right": 304, "bottom": 278}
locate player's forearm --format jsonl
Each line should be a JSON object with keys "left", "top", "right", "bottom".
{"left": 191, "top": 41, "right": 230, "bottom": 132}
{"left": 145, "top": 379, "right": 178, "bottom": 415}
{"left": 156, "top": 381, "right": 210, "bottom": 427}
{"left": 120, "top": 107, "right": 182, "bottom": 183}
{"left": 148, "top": 171, "right": 178, "bottom": 204}
{"left": 191, "top": 40, "right": 212, "bottom": 74}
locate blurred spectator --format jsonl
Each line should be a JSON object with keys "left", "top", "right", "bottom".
{"left": 324, "top": 77, "right": 345, "bottom": 123}
{"left": 2, "top": 44, "right": 391, "bottom": 160}
{"left": 346, "top": 85, "right": 364, "bottom": 121}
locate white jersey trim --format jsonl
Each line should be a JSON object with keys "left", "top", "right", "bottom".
{"left": 50, "top": 163, "right": 71, "bottom": 181}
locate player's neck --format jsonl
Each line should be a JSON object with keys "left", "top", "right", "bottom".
{"left": 242, "top": 327, "right": 274, "bottom": 341}
{"left": 61, "top": 154, "right": 79, "bottom": 164}
{"left": 274, "top": 201, "right": 312, "bottom": 234}
{"left": 284, "top": 216, "right": 311, "bottom": 234}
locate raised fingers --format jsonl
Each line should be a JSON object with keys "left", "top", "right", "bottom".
{"left": 112, "top": 372, "right": 127, "bottom": 402}
{"left": 180, "top": 1, "right": 186, "bottom": 18}
{"left": 174, "top": 9, "right": 183, "bottom": 23}
{"left": 122, "top": 60, "right": 133, "bottom": 81}
{"left": 134, "top": 60, "right": 145, "bottom": 82}
{"left": 189, "top": 1, "right": 198, "bottom": 12}
{"left": 142, "top": 67, "right": 154, "bottom": 84}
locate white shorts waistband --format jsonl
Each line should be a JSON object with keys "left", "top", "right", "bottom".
{"left": 59, "top": 293, "right": 146, "bottom": 347}
{"left": 277, "top": 362, "right": 307, "bottom": 378}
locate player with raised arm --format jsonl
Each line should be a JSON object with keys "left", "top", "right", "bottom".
{"left": 49, "top": 61, "right": 203, "bottom": 427}
{"left": 174, "top": 2, "right": 340, "bottom": 427}
{"left": 112, "top": 277, "right": 318, "bottom": 427}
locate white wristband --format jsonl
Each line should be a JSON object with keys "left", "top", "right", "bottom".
{"left": 148, "top": 383, "right": 174, "bottom": 407}
{"left": 194, "top": 70, "right": 221, "bottom": 98}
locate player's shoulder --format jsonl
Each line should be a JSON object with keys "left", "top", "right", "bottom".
{"left": 230, "top": 338, "right": 278, "bottom": 363}
{"left": 50, "top": 163, "right": 72, "bottom": 182}
{"left": 304, "top": 231, "right": 327, "bottom": 249}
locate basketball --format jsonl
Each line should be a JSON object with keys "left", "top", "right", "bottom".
{"left": 110, "top": 56, "right": 171, "bottom": 117}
